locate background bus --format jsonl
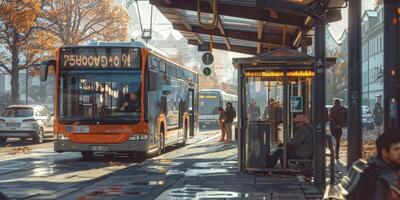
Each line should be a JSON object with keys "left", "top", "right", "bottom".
{"left": 199, "top": 89, "right": 237, "bottom": 129}
{"left": 41, "top": 41, "right": 199, "bottom": 159}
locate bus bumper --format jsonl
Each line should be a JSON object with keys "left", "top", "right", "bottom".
{"left": 54, "top": 139, "right": 149, "bottom": 153}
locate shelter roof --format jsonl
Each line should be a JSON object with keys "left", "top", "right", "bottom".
{"left": 150, "top": 0, "right": 346, "bottom": 55}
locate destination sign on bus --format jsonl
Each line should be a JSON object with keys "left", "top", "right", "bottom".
{"left": 199, "top": 95, "right": 218, "bottom": 99}
{"left": 60, "top": 47, "right": 138, "bottom": 69}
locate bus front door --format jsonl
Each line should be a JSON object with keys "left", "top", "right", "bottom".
{"left": 189, "top": 88, "right": 195, "bottom": 137}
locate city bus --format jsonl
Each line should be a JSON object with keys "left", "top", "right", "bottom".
{"left": 40, "top": 41, "right": 199, "bottom": 159}
{"left": 199, "top": 89, "right": 237, "bottom": 129}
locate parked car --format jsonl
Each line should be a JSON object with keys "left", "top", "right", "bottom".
{"left": 0, "top": 105, "right": 54, "bottom": 144}
{"left": 362, "top": 105, "right": 375, "bottom": 130}
{"left": 0, "top": 92, "right": 41, "bottom": 113}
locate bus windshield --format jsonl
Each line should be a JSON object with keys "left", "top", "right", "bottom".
{"left": 58, "top": 70, "right": 142, "bottom": 124}
{"left": 199, "top": 95, "right": 221, "bottom": 115}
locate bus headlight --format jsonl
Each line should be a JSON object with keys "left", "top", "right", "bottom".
{"left": 128, "top": 134, "right": 148, "bottom": 141}
{"left": 57, "top": 133, "right": 70, "bottom": 140}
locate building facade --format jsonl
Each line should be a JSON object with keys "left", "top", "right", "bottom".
{"left": 361, "top": 4, "right": 384, "bottom": 108}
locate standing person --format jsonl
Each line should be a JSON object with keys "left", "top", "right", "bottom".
{"left": 218, "top": 107, "right": 226, "bottom": 142}
{"left": 347, "top": 132, "right": 400, "bottom": 200}
{"left": 262, "top": 98, "right": 274, "bottom": 120}
{"left": 248, "top": 99, "right": 261, "bottom": 120}
{"left": 329, "top": 99, "right": 347, "bottom": 160}
{"left": 373, "top": 103, "right": 383, "bottom": 133}
{"left": 224, "top": 102, "right": 236, "bottom": 143}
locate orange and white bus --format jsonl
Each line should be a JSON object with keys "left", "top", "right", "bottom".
{"left": 41, "top": 41, "right": 199, "bottom": 159}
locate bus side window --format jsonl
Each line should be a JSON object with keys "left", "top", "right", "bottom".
{"left": 161, "top": 96, "right": 167, "bottom": 114}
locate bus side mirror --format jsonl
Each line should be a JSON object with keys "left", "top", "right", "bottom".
{"left": 40, "top": 60, "right": 56, "bottom": 81}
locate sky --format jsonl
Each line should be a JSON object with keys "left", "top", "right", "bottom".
{"left": 329, "top": 0, "right": 376, "bottom": 41}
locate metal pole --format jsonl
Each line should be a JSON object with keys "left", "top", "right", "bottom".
{"left": 238, "top": 66, "right": 246, "bottom": 172}
{"left": 347, "top": 0, "right": 362, "bottom": 166}
{"left": 25, "top": 68, "right": 28, "bottom": 105}
{"left": 313, "top": 3, "right": 326, "bottom": 189}
{"left": 383, "top": 0, "right": 400, "bottom": 132}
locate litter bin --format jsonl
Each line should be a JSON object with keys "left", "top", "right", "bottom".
{"left": 245, "top": 120, "right": 271, "bottom": 170}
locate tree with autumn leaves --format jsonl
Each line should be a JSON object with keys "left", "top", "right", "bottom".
{"left": 0, "top": 0, "right": 129, "bottom": 104}
{"left": 326, "top": 48, "right": 348, "bottom": 105}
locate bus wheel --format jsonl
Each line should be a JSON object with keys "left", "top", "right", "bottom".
{"left": 0, "top": 137, "right": 6, "bottom": 144}
{"left": 157, "top": 127, "right": 165, "bottom": 156}
{"left": 81, "top": 151, "right": 93, "bottom": 160}
{"left": 129, "top": 152, "right": 147, "bottom": 161}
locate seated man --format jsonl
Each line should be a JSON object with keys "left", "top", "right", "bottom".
{"left": 120, "top": 92, "right": 140, "bottom": 112}
{"left": 266, "top": 115, "right": 313, "bottom": 168}
{"left": 347, "top": 132, "right": 400, "bottom": 200}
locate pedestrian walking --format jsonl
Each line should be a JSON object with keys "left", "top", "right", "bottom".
{"left": 329, "top": 99, "right": 347, "bottom": 160}
{"left": 224, "top": 102, "right": 236, "bottom": 143}
{"left": 347, "top": 132, "right": 400, "bottom": 200}
{"left": 218, "top": 107, "right": 226, "bottom": 142}
{"left": 373, "top": 103, "right": 383, "bottom": 133}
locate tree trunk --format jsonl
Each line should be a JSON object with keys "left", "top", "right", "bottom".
{"left": 10, "top": 33, "right": 20, "bottom": 105}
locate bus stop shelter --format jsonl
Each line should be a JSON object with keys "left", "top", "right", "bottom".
{"left": 150, "top": 0, "right": 346, "bottom": 189}
{"left": 232, "top": 48, "right": 335, "bottom": 173}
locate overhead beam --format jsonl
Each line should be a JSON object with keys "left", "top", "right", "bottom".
{"left": 173, "top": 9, "right": 203, "bottom": 44}
{"left": 257, "top": 21, "right": 265, "bottom": 54}
{"left": 173, "top": 24, "right": 293, "bottom": 47}
{"left": 188, "top": 40, "right": 278, "bottom": 55}
{"left": 150, "top": 0, "right": 306, "bottom": 27}
{"left": 217, "top": 16, "right": 231, "bottom": 50}
{"left": 257, "top": 0, "right": 313, "bottom": 17}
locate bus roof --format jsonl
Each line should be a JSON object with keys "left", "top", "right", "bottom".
{"left": 62, "top": 40, "right": 169, "bottom": 59}
{"left": 62, "top": 40, "right": 198, "bottom": 75}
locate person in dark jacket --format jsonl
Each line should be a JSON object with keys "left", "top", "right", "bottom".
{"left": 348, "top": 132, "right": 400, "bottom": 200}
{"left": 224, "top": 102, "right": 236, "bottom": 143}
{"left": 120, "top": 92, "right": 140, "bottom": 112}
{"left": 218, "top": 107, "right": 226, "bottom": 142}
{"left": 266, "top": 115, "right": 313, "bottom": 168}
{"left": 329, "top": 99, "right": 347, "bottom": 159}
{"left": 373, "top": 103, "right": 383, "bottom": 132}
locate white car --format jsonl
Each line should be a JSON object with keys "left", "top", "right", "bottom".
{"left": 0, "top": 105, "right": 54, "bottom": 144}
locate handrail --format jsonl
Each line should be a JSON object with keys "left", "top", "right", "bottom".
{"left": 197, "top": 0, "right": 219, "bottom": 30}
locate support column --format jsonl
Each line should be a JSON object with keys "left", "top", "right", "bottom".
{"left": 313, "top": 8, "right": 326, "bottom": 189}
{"left": 301, "top": 29, "right": 308, "bottom": 54}
{"left": 384, "top": 0, "right": 400, "bottom": 132}
{"left": 347, "top": 0, "right": 362, "bottom": 165}
{"left": 238, "top": 67, "right": 246, "bottom": 172}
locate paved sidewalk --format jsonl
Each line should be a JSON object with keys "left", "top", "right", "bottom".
{"left": 61, "top": 133, "right": 321, "bottom": 200}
